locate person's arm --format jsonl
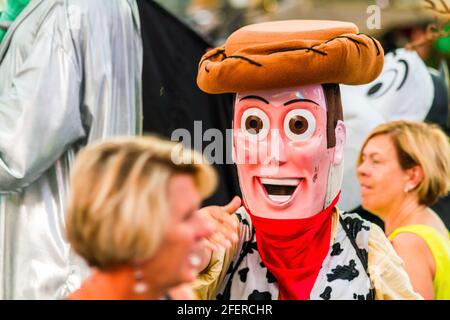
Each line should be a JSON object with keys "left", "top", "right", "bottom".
{"left": 0, "top": 7, "right": 85, "bottom": 192}
{"left": 368, "top": 224, "right": 423, "bottom": 300}
{"left": 193, "top": 197, "right": 243, "bottom": 300}
{"left": 391, "top": 232, "right": 435, "bottom": 299}
{"left": 197, "top": 197, "right": 241, "bottom": 273}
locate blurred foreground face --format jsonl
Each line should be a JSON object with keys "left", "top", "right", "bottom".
{"left": 357, "top": 134, "right": 407, "bottom": 214}
{"left": 143, "top": 174, "right": 213, "bottom": 287}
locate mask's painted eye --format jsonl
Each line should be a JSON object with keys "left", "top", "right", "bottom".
{"left": 284, "top": 109, "right": 316, "bottom": 141}
{"left": 240, "top": 108, "right": 270, "bottom": 140}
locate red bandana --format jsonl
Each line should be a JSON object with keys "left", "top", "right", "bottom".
{"left": 244, "top": 193, "right": 340, "bottom": 300}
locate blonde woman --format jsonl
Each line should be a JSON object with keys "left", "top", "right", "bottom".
{"left": 66, "top": 136, "right": 239, "bottom": 300}
{"left": 357, "top": 121, "right": 450, "bottom": 299}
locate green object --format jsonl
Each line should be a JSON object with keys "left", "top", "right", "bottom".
{"left": 0, "top": 0, "right": 31, "bottom": 43}
{"left": 436, "top": 36, "right": 450, "bottom": 55}
{"left": 436, "top": 23, "right": 450, "bottom": 55}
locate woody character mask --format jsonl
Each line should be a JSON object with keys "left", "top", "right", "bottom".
{"left": 233, "top": 84, "right": 345, "bottom": 219}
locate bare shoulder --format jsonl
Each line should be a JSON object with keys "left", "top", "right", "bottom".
{"left": 390, "top": 232, "right": 435, "bottom": 273}
{"left": 391, "top": 232, "right": 428, "bottom": 251}
{"left": 390, "top": 231, "right": 436, "bottom": 299}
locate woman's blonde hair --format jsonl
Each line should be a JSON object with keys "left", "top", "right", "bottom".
{"left": 66, "top": 135, "right": 217, "bottom": 270}
{"left": 357, "top": 120, "right": 450, "bottom": 206}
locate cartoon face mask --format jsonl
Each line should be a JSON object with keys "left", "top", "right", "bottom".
{"left": 233, "top": 85, "right": 345, "bottom": 219}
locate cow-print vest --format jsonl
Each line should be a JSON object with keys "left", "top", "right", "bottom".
{"left": 216, "top": 207, "right": 375, "bottom": 300}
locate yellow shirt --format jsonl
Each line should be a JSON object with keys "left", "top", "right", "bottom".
{"left": 389, "top": 225, "right": 450, "bottom": 300}
{"left": 194, "top": 209, "right": 422, "bottom": 300}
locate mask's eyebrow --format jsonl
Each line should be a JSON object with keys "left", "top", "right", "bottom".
{"left": 239, "top": 95, "right": 269, "bottom": 104}
{"left": 284, "top": 99, "right": 320, "bottom": 106}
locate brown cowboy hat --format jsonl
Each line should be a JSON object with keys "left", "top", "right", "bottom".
{"left": 197, "top": 20, "right": 384, "bottom": 93}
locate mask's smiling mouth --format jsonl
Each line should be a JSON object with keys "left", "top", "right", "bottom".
{"left": 259, "top": 178, "right": 303, "bottom": 203}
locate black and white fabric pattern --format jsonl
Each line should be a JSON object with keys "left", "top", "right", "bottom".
{"left": 216, "top": 207, "right": 375, "bottom": 300}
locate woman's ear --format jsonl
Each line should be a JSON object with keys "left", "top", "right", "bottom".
{"left": 404, "top": 165, "right": 424, "bottom": 191}
{"left": 333, "top": 120, "right": 346, "bottom": 166}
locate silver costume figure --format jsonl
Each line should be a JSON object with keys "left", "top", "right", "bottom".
{"left": 0, "top": 0, "right": 142, "bottom": 299}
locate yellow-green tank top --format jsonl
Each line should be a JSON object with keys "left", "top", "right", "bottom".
{"left": 389, "top": 225, "right": 450, "bottom": 300}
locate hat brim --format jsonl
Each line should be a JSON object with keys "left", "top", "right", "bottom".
{"left": 197, "top": 32, "right": 384, "bottom": 94}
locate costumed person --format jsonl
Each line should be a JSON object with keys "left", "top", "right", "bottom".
{"left": 0, "top": 0, "right": 142, "bottom": 299}
{"left": 340, "top": 48, "right": 450, "bottom": 229}
{"left": 193, "top": 20, "right": 422, "bottom": 300}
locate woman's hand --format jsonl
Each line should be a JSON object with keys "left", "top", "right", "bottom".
{"left": 196, "top": 196, "right": 241, "bottom": 273}
{"left": 199, "top": 196, "right": 241, "bottom": 251}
